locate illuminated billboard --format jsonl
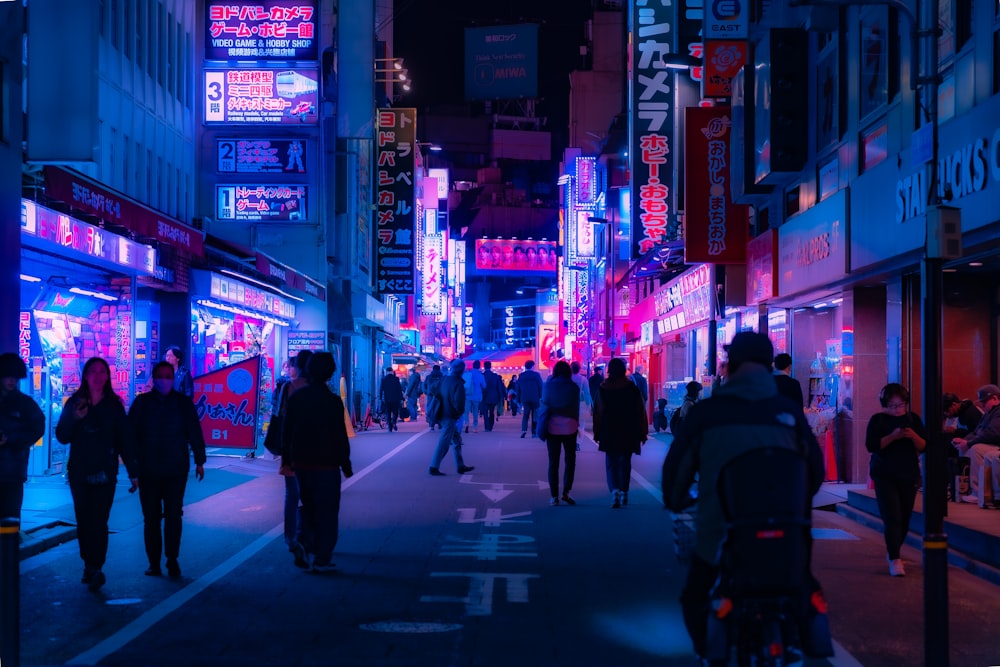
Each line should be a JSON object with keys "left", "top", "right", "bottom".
{"left": 216, "top": 184, "right": 308, "bottom": 221}
{"left": 375, "top": 108, "right": 417, "bottom": 295}
{"left": 464, "top": 24, "right": 538, "bottom": 101}
{"left": 473, "top": 239, "right": 557, "bottom": 274}
{"left": 217, "top": 138, "right": 308, "bottom": 173}
{"left": 206, "top": 1, "right": 318, "bottom": 61}
{"left": 204, "top": 69, "right": 319, "bottom": 124}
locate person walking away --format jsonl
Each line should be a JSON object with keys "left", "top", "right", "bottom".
{"left": 283, "top": 352, "right": 353, "bottom": 573}
{"left": 587, "top": 365, "right": 604, "bottom": 414}
{"left": 0, "top": 353, "right": 46, "bottom": 522}
{"left": 671, "top": 381, "right": 703, "bottom": 436}
{"left": 164, "top": 345, "right": 193, "bottom": 399}
{"left": 128, "top": 361, "right": 206, "bottom": 578}
{"left": 507, "top": 375, "right": 520, "bottom": 416}
{"left": 405, "top": 368, "right": 422, "bottom": 421}
{"left": 517, "top": 360, "right": 544, "bottom": 438}
{"left": 481, "top": 361, "right": 504, "bottom": 432}
{"left": 773, "top": 353, "right": 805, "bottom": 409}
{"left": 570, "top": 361, "right": 592, "bottom": 434}
{"left": 423, "top": 365, "right": 444, "bottom": 430}
{"left": 540, "top": 361, "right": 580, "bottom": 505}
{"left": 464, "top": 360, "right": 486, "bottom": 433}
{"left": 865, "top": 383, "right": 927, "bottom": 576}
{"left": 662, "top": 332, "right": 826, "bottom": 660}
{"left": 631, "top": 364, "right": 650, "bottom": 423}
{"left": 429, "top": 359, "right": 475, "bottom": 476}
{"left": 593, "top": 358, "right": 647, "bottom": 507}
{"left": 952, "top": 384, "right": 1000, "bottom": 505}
{"left": 379, "top": 367, "right": 404, "bottom": 432}
{"left": 55, "top": 357, "right": 138, "bottom": 591}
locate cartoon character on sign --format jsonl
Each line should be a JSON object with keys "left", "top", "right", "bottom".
{"left": 286, "top": 140, "right": 304, "bottom": 172}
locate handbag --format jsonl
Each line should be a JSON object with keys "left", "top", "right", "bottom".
{"left": 535, "top": 404, "right": 550, "bottom": 440}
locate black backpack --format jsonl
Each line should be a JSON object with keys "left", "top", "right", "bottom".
{"left": 669, "top": 406, "right": 683, "bottom": 434}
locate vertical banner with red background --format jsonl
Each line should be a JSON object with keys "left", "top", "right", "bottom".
{"left": 194, "top": 356, "right": 262, "bottom": 449}
{"left": 683, "top": 107, "right": 748, "bottom": 264}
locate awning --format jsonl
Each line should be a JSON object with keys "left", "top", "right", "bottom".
{"left": 478, "top": 348, "right": 534, "bottom": 373}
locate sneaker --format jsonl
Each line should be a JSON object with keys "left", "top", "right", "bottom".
{"left": 458, "top": 465, "right": 475, "bottom": 474}
{"left": 310, "top": 562, "right": 336, "bottom": 574}
{"left": 560, "top": 494, "right": 576, "bottom": 506}
{"left": 889, "top": 559, "right": 906, "bottom": 577}
{"left": 520, "top": 432, "right": 526, "bottom": 438}
{"left": 612, "top": 491, "right": 621, "bottom": 509}
{"left": 291, "top": 541, "right": 310, "bottom": 569}
{"left": 549, "top": 497, "right": 559, "bottom": 506}
{"left": 166, "top": 559, "right": 182, "bottom": 579}
{"left": 621, "top": 491, "right": 629, "bottom": 507}
{"left": 87, "top": 570, "right": 106, "bottom": 591}
{"left": 428, "top": 467, "right": 446, "bottom": 476}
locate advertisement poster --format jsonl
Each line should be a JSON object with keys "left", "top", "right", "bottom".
{"left": 287, "top": 330, "right": 326, "bottom": 356}
{"left": 193, "top": 355, "right": 262, "bottom": 449}
{"left": 204, "top": 69, "right": 319, "bottom": 125}
{"left": 206, "top": 1, "right": 318, "bottom": 62}
{"left": 473, "top": 239, "right": 557, "bottom": 273}
{"left": 217, "top": 138, "right": 308, "bottom": 174}
{"left": 216, "top": 184, "right": 308, "bottom": 222}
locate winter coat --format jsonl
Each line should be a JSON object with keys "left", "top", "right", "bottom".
{"left": 661, "top": 365, "right": 824, "bottom": 565}
{"left": 0, "top": 390, "right": 46, "bottom": 483}
{"left": 439, "top": 373, "right": 467, "bottom": 419}
{"left": 423, "top": 369, "right": 443, "bottom": 398}
{"left": 283, "top": 383, "right": 352, "bottom": 473}
{"left": 632, "top": 372, "right": 649, "bottom": 402}
{"left": 517, "top": 369, "right": 544, "bottom": 405}
{"left": 56, "top": 394, "right": 137, "bottom": 486}
{"left": 593, "top": 378, "right": 647, "bottom": 455}
{"left": 482, "top": 369, "right": 504, "bottom": 404}
{"left": 405, "top": 373, "right": 423, "bottom": 399}
{"left": 774, "top": 372, "right": 805, "bottom": 408}
{"left": 174, "top": 366, "right": 194, "bottom": 398}
{"left": 464, "top": 369, "right": 486, "bottom": 402}
{"left": 380, "top": 374, "right": 404, "bottom": 404}
{"left": 128, "top": 389, "right": 207, "bottom": 478}
{"left": 540, "top": 375, "right": 581, "bottom": 436}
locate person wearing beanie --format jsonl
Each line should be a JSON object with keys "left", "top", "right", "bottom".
{"left": 428, "top": 360, "right": 475, "bottom": 476}
{"left": 0, "top": 353, "right": 46, "bottom": 521}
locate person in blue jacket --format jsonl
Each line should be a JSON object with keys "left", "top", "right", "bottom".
{"left": 517, "top": 360, "right": 544, "bottom": 438}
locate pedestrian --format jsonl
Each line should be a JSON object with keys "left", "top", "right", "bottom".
{"left": 517, "top": 360, "right": 544, "bottom": 438}
{"left": 283, "top": 352, "right": 354, "bottom": 573}
{"left": 670, "top": 381, "right": 703, "bottom": 435}
{"left": 55, "top": 357, "right": 138, "bottom": 591}
{"left": 865, "top": 382, "right": 927, "bottom": 576}
{"left": 507, "top": 375, "right": 520, "bottom": 416}
{"left": 587, "top": 365, "right": 604, "bottom": 408}
{"left": 0, "top": 353, "right": 46, "bottom": 521}
{"left": 481, "top": 361, "right": 504, "bottom": 432}
{"left": 423, "top": 365, "right": 444, "bottom": 430}
{"left": 464, "top": 360, "right": 486, "bottom": 433}
{"left": 273, "top": 350, "right": 312, "bottom": 549}
{"left": 379, "top": 367, "right": 404, "bottom": 432}
{"left": 428, "top": 359, "right": 475, "bottom": 476}
{"left": 128, "top": 361, "right": 206, "bottom": 579}
{"left": 661, "top": 331, "right": 826, "bottom": 659}
{"left": 632, "top": 364, "right": 649, "bottom": 421}
{"left": 773, "top": 353, "right": 805, "bottom": 408}
{"left": 592, "top": 358, "right": 647, "bottom": 508}
{"left": 405, "top": 368, "right": 422, "bottom": 421}
{"left": 539, "top": 360, "right": 580, "bottom": 506}
{"left": 164, "top": 345, "right": 193, "bottom": 399}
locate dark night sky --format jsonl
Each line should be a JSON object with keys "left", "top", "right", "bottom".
{"left": 393, "top": 1, "right": 594, "bottom": 152}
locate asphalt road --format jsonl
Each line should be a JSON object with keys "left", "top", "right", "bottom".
{"left": 13, "top": 411, "right": 1000, "bottom": 667}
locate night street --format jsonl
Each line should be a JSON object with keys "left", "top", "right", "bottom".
{"left": 13, "top": 414, "right": 1000, "bottom": 667}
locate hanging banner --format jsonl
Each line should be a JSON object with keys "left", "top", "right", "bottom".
{"left": 703, "top": 41, "right": 748, "bottom": 98}
{"left": 683, "top": 107, "right": 748, "bottom": 264}
{"left": 421, "top": 234, "right": 444, "bottom": 316}
{"left": 375, "top": 108, "right": 417, "bottom": 294}
{"left": 194, "top": 355, "right": 262, "bottom": 449}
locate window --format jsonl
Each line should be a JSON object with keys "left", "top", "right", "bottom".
{"left": 148, "top": 0, "right": 156, "bottom": 79}
{"left": 995, "top": 29, "right": 1000, "bottom": 95}
{"left": 158, "top": 3, "right": 167, "bottom": 87}
{"left": 185, "top": 32, "right": 193, "bottom": 109}
{"left": 124, "top": 0, "right": 132, "bottom": 60}
{"left": 111, "top": 0, "right": 120, "bottom": 51}
{"left": 167, "top": 12, "right": 175, "bottom": 97}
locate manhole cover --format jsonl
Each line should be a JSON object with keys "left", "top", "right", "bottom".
{"left": 360, "top": 621, "right": 463, "bottom": 633}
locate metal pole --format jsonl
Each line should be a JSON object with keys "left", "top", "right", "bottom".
{"left": 1, "top": 517, "right": 20, "bottom": 667}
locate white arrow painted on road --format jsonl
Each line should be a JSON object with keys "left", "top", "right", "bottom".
{"left": 481, "top": 484, "right": 515, "bottom": 502}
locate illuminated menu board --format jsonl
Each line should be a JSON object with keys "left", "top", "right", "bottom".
{"left": 217, "top": 138, "right": 308, "bottom": 173}
{"left": 216, "top": 184, "right": 308, "bottom": 222}
{"left": 206, "top": 1, "right": 318, "bottom": 61}
{"left": 204, "top": 69, "right": 319, "bottom": 124}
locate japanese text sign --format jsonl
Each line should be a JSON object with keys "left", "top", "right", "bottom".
{"left": 421, "top": 234, "right": 444, "bottom": 316}
{"left": 216, "top": 184, "right": 308, "bottom": 222}
{"left": 194, "top": 356, "right": 262, "bottom": 449}
{"left": 205, "top": 68, "right": 318, "bottom": 124}
{"left": 217, "top": 138, "right": 308, "bottom": 173}
{"left": 206, "top": 1, "right": 317, "bottom": 61}
{"left": 375, "top": 108, "right": 417, "bottom": 295}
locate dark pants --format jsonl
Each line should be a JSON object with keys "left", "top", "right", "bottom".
{"left": 521, "top": 401, "right": 539, "bottom": 435}
{"left": 681, "top": 554, "right": 719, "bottom": 656}
{"left": 283, "top": 474, "right": 299, "bottom": 546}
{"left": 482, "top": 402, "right": 498, "bottom": 431}
{"left": 546, "top": 433, "right": 577, "bottom": 497}
{"left": 69, "top": 480, "right": 116, "bottom": 573}
{"left": 605, "top": 451, "right": 633, "bottom": 492}
{"left": 295, "top": 468, "right": 343, "bottom": 567}
{"left": 139, "top": 474, "right": 188, "bottom": 565}
{"left": 872, "top": 474, "right": 919, "bottom": 560}
{"left": 0, "top": 482, "right": 24, "bottom": 520}
{"left": 385, "top": 400, "right": 401, "bottom": 431}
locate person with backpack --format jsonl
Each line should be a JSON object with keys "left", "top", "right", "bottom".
{"left": 481, "top": 361, "right": 504, "bottom": 432}
{"left": 670, "top": 381, "right": 703, "bottom": 436}
{"left": 428, "top": 359, "right": 475, "bottom": 476}
{"left": 422, "top": 365, "right": 444, "bottom": 430}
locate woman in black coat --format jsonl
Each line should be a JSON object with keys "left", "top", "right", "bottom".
{"left": 539, "top": 360, "right": 580, "bottom": 506}
{"left": 593, "top": 358, "right": 648, "bottom": 508}
{"left": 56, "top": 357, "right": 137, "bottom": 591}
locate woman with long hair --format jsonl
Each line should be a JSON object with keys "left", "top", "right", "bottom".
{"left": 539, "top": 360, "right": 580, "bottom": 506}
{"left": 592, "top": 357, "right": 648, "bottom": 508}
{"left": 56, "top": 357, "right": 137, "bottom": 591}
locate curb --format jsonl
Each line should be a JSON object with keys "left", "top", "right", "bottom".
{"left": 18, "top": 520, "right": 78, "bottom": 561}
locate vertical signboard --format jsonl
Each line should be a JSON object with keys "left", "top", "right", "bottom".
{"left": 683, "top": 107, "right": 748, "bottom": 264}
{"left": 375, "top": 108, "right": 417, "bottom": 294}
{"left": 575, "top": 210, "right": 595, "bottom": 258}
{"left": 421, "top": 233, "right": 444, "bottom": 316}
{"left": 630, "top": 2, "right": 675, "bottom": 258}
{"left": 194, "top": 356, "right": 262, "bottom": 449}
{"left": 205, "top": 1, "right": 318, "bottom": 61}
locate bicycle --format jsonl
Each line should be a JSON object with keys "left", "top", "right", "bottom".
{"left": 358, "top": 393, "right": 386, "bottom": 431}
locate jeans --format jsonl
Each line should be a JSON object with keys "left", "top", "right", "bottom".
{"left": 139, "top": 474, "right": 188, "bottom": 565}
{"left": 465, "top": 400, "right": 481, "bottom": 430}
{"left": 407, "top": 397, "right": 419, "bottom": 421}
{"left": 872, "top": 474, "right": 918, "bottom": 559}
{"left": 521, "top": 401, "right": 539, "bottom": 435}
{"left": 546, "top": 433, "right": 577, "bottom": 497}
{"left": 69, "top": 480, "right": 116, "bottom": 572}
{"left": 430, "top": 417, "right": 467, "bottom": 471}
{"left": 283, "top": 474, "right": 299, "bottom": 546}
{"left": 605, "top": 452, "right": 633, "bottom": 493}
{"left": 482, "top": 402, "right": 498, "bottom": 431}
{"left": 295, "top": 468, "right": 343, "bottom": 566}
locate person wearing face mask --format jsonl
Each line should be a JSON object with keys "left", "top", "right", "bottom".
{"left": 128, "top": 361, "right": 206, "bottom": 579}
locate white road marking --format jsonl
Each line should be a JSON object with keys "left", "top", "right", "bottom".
{"left": 66, "top": 431, "right": 427, "bottom": 666}
{"left": 439, "top": 533, "right": 537, "bottom": 560}
{"left": 420, "top": 572, "right": 539, "bottom": 616}
{"left": 457, "top": 507, "right": 533, "bottom": 526}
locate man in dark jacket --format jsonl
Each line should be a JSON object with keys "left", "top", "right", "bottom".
{"left": 588, "top": 365, "right": 604, "bottom": 411}
{"left": 0, "top": 353, "right": 46, "bottom": 521}
{"left": 773, "top": 353, "right": 805, "bottom": 408}
{"left": 379, "top": 368, "right": 405, "bottom": 432}
{"left": 481, "top": 361, "right": 504, "bottom": 432}
{"left": 632, "top": 365, "right": 650, "bottom": 423}
{"left": 517, "top": 360, "right": 544, "bottom": 438}
{"left": 662, "top": 332, "right": 825, "bottom": 659}
{"left": 405, "top": 368, "right": 422, "bottom": 421}
{"left": 952, "top": 384, "right": 1000, "bottom": 505}
{"left": 129, "top": 361, "right": 206, "bottom": 578}
{"left": 428, "top": 359, "right": 475, "bottom": 476}
{"left": 423, "top": 365, "right": 444, "bottom": 430}
{"left": 283, "top": 352, "right": 353, "bottom": 572}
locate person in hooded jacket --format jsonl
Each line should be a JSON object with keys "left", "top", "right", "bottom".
{"left": 128, "top": 361, "right": 206, "bottom": 578}
{"left": 423, "top": 365, "right": 444, "bottom": 430}
{"left": 539, "top": 360, "right": 580, "bottom": 505}
{"left": 0, "top": 352, "right": 46, "bottom": 521}
{"left": 592, "top": 357, "right": 648, "bottom": 508}
{"left": 428, "top": 359, "right": 475, "bottom": 476}
{"left": 56, "top": 357, "right": 138, "bottom": 591}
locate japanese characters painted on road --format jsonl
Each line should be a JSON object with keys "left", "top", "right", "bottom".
{"left": 194, "top": 355, "right": 262, "bottom": 449}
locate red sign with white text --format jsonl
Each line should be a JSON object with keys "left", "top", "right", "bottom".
{"left": 194, "top": 356, "right": 262, "bottom": 449}
{"left": 683, "top": 107, "right": 748, "bottom": 264}
{"left": 703, "top": 41, "right": 748, "bottom": 98}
